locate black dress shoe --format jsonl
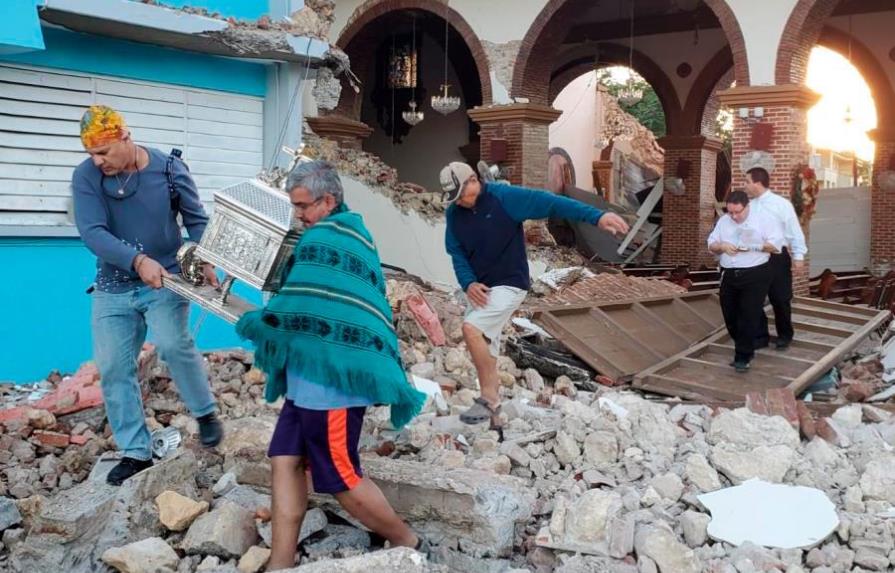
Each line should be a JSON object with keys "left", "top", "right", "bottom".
{"left": 775, "top": 339, "right": 792, "bottom": 350}
{"left": 197, "top": 412, "right": 223, "bottom": 448}
{"left": 733, "top": 360, "right": 751, "bottom": 373}
{"left": 107, "top": 457, "right": 153, "bottom": 486}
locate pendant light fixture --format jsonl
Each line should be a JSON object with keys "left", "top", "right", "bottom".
{"left": 431, "top": 1, "right": 460, "bottom": 115}
{"left": 402, "top": 14, "right": 425, "bottom": 126}
{"left": 618, "top": 0, "right": 643, "bottom": 107}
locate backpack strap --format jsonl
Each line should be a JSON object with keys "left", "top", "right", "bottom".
{"left": 165, "top": 148, "right": 187, "bottom": 214}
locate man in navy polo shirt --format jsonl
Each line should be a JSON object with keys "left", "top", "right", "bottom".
{"left": 440, "top": 162, "right": 629, "bottom": 426}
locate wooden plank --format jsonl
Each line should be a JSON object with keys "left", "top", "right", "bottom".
{"left": 637, "top": 373, "right": 746, "bottom": 402}
{"left": 0, "top": 148, "right": 83, "bottom": 167}
{"left": 0, "top": 66, "right": 93, "bottom": 91}
{"left": 187, "top": 91, "right": 263, "bottom": 114}
{"left": 710, "top": 341, "right": 827, "bottom": 362}
{"left": 591, "top": 305, "right": 684, "bottom": 359}
{"left": 0, "top": 82, "right": 93, "bottom": 106}
{"left": 786, "top": 309, "right": 892, "bottom": 395}
{"left": 187, "top": 147, "right": 263, "bottom": 165}
{"left": 95, "top": 78, "right": 185, "bottom": 104}
{"left": 537, "top": 309, "right": 659, "bottom": 381}
{"left": 0, "top": 114, "right": 79, "bottom": 136}
{"left": 0, "top": 180, "right": 72, "bottom": 196}
{"left": 0, "top": 99, "right": 84, "bottom": 121}
{"left": 780, "top": 319, "right": 856, "bottom": 338}
{"left": 0, "top": 212, "right": 71, "bottom": 227}
{"left": 639, "top": 297, "right": 718, "bottom": 339}
{"left": 188, "top": 105, "right": 262, "bottom": 126}
{"left": 188, "top": 133, "right": 261, "bottom": 152}
{"left": 791, "top": 303, "right": 871, "bottom": 326}
{"left": 617, "top": 179, "right": 663, "bottom": 256}
{"left": 0, "top": 194, "right": 69, "bottom": 212}
{"left": 0, "top": 132, "right": 83, "bottom": 151}
{"left": 188, "top": 161, "right": 260, "bottom": 178}
{"left": 700, "top": 345, "right": 808, "bottom": 379}
{"left": 187, "top": 118, "right": 263, "bottom": 139}
{"left": 673, "top": 357, "right": 793, "bottom": 388}
{"left": 795, "top": 296, "right": 880, "bottom": 316}
{"left": 0, "top": 164, "right": 74, "bottom": 182}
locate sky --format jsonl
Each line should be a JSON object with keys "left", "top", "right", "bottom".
{"left": 806, "top": 46, "right": 876, "bottom": 161}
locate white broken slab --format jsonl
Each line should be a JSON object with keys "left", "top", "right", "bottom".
{"left": 410, "top": 375, "right": 449, "bottom": 415}
{"left": 868, "top": 385, "right": 895, "bottom": 402}
{"left": 536, "top": 267, "right": 596, "bottom": 290}
{"left": 512, "top": 317, "right": 553, "bottom": 338}
{"left": 698, "top": 479, "right": 839, "bottom": 549}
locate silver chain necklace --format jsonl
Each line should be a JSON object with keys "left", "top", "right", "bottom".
{"left": 114, "top": 147, "right": 140, "bottom": 196}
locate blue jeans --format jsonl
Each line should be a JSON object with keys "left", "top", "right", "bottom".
{"left": 92, "top": 285, "right": 216, "bottom": 460}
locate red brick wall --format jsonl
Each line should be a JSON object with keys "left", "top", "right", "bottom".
{"left": 477, "top": 119, "right": 551, "bottom": 189}
{"left": 730, "top": 106, "right": 812, "bottom": 293}
{"left": 871, "top": 140, "right": 895, "bottom": 274}
{"left": 659, "top": 138, "right": 721, "bottom": 267}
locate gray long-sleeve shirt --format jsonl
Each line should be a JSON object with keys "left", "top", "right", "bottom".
{"left": 72, "top": 146, "right": 208, "bottom": 293}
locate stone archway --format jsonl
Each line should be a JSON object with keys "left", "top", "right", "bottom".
{"left": 681, "top": 47, "right": 735, "bottom": 137}
{"left": 513, "top": 0, "right": 750, "bottom": 105}
{"left": 548, "top": 43, "right": 683, "bottom": 134}
{"left": 335, "top": 0, "right": 492, "bottom": 119}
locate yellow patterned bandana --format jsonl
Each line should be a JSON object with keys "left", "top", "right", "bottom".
{"left": 80, "top": 105, "right": 127, "bottom": 149}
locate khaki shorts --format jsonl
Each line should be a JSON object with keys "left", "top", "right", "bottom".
{"left": 464, "top": 286, "right": 528, "bottom": 357}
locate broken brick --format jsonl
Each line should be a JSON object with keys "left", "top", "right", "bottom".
{"left": 844, "top": 381, "right": 876, "bottom": 402}
{"left": 745, "top": 392, "right": 769, "bottom": 416}
{"left": 69, "top": 435, "right": 89, "bottom": 446}
{"left": 797, "top": 401, "right": 816, "bottom": 441}
{"left": 765, "top": 388, "right": 799, "bottom": 430}
{"left": 32, "top": 431, "right": 70, "bottom": 448}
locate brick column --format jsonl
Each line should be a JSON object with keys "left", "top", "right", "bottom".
{"left": 657, "top": 135, "right": 724, "bottom": 266}
{"left": 718, "top": 85, "right": 821, "bottom": 295}
{"left": 467, "top": 104, "right": 562, "bottom": 189}
{"left": 869, "top": 129, "right": 895, "bottom": 275}
{"left": 305, "top": 115, "right": 373, "bottom": 150}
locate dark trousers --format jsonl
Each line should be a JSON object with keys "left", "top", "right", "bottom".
{"left": 720, "top": 263, "right": 772, "bottom": 362}
{"left": 757, "top": 248, "right": 794, "bottom": 344}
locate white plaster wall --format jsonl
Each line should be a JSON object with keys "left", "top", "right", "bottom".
{"left": 725, "top": 0, "right": 799, "bottom": 86}
{"left": 331, "top": 0, "right": 547, "bottom": 45}
{"left": 341, "top": 176, "right": 456, "bottom": 287}
{"left": 549, "top": 72, "right": 597, "bottom": 190}
{"left": 622, "top": 28, "right": 728, "bottom": 107}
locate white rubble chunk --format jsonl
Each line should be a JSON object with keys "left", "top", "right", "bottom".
{"left": 100, "top": 537, "right": 179, "bottom": 573}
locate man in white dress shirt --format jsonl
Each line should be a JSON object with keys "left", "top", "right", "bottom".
{"left": 708, "top": 191, "right": 784, "bottom": 372}
{"left": 745, "top": 167, "right": 808, "bottom": 350}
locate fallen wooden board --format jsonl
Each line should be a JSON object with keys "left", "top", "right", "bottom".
{"left": 533, "top": 291, "right": 723, "bottom": 382}
{"left": 633, "top": 296, "right": 891, "bottom": 401}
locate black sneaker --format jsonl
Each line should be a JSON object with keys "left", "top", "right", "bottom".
{"left": 775, "top": 339, "right": 792, "bottom": 351}
{"left": 107, "top": 457, "right": 153, "bottom": 486}
{"left": 197, "top": 412, "right": 223, "bottom": 448}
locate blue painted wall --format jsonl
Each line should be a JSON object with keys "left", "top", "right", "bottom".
{"left": 1, "top": 27, "right": 267, "bottom": 96}
{"left": 0, "top": 238, "right": 261, "bottom": 383}
{"left": 0, "top": 0, "right": 43, "bottom": 54}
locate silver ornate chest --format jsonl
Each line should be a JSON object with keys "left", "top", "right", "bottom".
{"left": 163, "top": 179, "right": 300, "bottom": 323}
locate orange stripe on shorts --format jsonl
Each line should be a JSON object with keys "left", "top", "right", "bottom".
{"left": 327, "top": 409, "right": 361, "bottom": 490}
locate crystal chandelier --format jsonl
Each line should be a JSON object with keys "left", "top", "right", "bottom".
{"left": 432, "top": 84, "right": 460, "bottom": 115}
{"left": 431, "top": 2, "right": 460, "bottom": 115}
{"left": 402, "top": 15, "right": 424, "bottom": 126}
{"left": 402, "top": 100, "right": 424, "bottom": 126}
{"left": 619, "top": 0, "right": 643, "bottom": 107}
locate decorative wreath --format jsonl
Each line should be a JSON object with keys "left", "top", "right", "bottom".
{"left": 790, "top": 164, "right": 819, "bottom": 226}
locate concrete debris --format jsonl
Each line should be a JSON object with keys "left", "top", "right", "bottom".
{"left": 535, "top": 271, "right": 685, "bottom": 307}
{"left": 182, "top": 502, "right": 259, "bottom": 558}
{"left": 699, "top": 479, "right": 839, "bottom": 549}
{"left": 3, "top": 271, "right": 895, "bottom": 573}
{"left": 156, "top": 490, "right": 209, "bottom": 532}
{"left": 100, "top": 536, "right": 179, "bottom": 573}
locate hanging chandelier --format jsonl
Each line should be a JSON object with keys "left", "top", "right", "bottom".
{"left": 618, "top": 0, "right": 643, "bottom": 107}
{"left": 431, "top": 1, "right": 460, "bottom": 115}
{"left": 402, "top": 100, "right": 424, "bottom": 126}
{"left": 402, "top": 15, "right": 425, "bottom": 126}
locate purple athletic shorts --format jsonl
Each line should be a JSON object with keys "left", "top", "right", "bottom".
{"left": 267, "top": 399, "right": 366, "bottom": 494}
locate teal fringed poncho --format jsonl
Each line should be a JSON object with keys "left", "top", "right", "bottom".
{"left": 236, "top": 204, "right": 426, "bottom": 429}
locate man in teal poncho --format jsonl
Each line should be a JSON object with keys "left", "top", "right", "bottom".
{"left": 236, "top": 160, "right": 427, "bottom": 569}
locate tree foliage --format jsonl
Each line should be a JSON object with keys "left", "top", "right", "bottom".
{"left": 597, "top": 69, "right": 666, "bottom": 138}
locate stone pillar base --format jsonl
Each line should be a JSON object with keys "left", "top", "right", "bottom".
{"left": 306, "top": 115, "right": 373, "bottom": 150}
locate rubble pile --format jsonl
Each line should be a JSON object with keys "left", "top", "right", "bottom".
{"left": 302, "top": 133, "right": 447, "bottom": 220}
{"left": 534, "top": 272, "right": 686, "bottom": 307}
{"left": 1, "top": 276, "right": 894, "bottom": 573}
{"left": 138, "top": 0, "right": 336, "bottom": 41}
